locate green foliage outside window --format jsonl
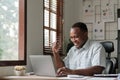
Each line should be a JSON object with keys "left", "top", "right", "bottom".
{"left": 0, "top": 0, "right": 18, "bottom": 60}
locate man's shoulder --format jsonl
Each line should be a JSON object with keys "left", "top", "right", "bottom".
{"left": 89, "top": 40, "right": 102, "bottom": 48}
{"left": 69, "top": 46, "right": 76, "bottom": 51}
{"left": 67, "top": 46, "right": 75, "bottom": 53}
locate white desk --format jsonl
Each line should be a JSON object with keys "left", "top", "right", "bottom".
{"left": 0, "top": 75, "right": 117, "bottom": 80}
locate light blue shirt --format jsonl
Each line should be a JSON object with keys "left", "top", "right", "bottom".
{"left": 63, "top": 39, "right": 106, "bottom": 69}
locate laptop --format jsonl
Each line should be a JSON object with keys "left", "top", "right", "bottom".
{"left": 29, "top": 55, "right": 57, "bottom": 77}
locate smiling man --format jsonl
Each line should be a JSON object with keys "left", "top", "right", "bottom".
{"left": 52, "top": 22, "right": 106, "bottom": 76}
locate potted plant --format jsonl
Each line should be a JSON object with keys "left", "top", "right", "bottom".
{"left": 14, "top": 66, "right": 26, "bottom": 76}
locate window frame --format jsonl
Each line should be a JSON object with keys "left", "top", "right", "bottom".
{"left": 0, "top": 0, "right": 27, "bottom": 66}
{"left": 43, "top": 0, "right": 63, "bottom": 55}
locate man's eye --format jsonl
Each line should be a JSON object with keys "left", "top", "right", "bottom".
{"left": 70, "top": 36, "right": 79, "bottom": 39}
{"left": 75, "top": 36, "right": 79, "bottom": 38}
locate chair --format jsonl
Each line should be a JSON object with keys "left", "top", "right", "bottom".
{"left": 66, "top": 41, "right": 74, "bottom": 53}
{"left": 111, "top": 57, "right": 118, "bottom": 73}
{"left": 100, "top": 41, "right": 117, "bottom": 74}
{"left": 104, "top": 59, "right": 113, "bottom": 74}
{"left": 100, "top": 41, "right": 114, "bottom": 59}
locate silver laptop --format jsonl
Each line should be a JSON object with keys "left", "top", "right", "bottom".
{"left": 29, "top": 55, "right": 56, "bottom": 77}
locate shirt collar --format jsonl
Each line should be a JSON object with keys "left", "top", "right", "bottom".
{"left": 82, "top": 39, "right": 90, "bottom": 50}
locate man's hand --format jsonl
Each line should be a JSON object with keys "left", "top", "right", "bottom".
{"left": 57, "top": 67, "right": 73, "bottom": 76}
{"left": 52, "top": 42, "right": 61, "bottom": 54}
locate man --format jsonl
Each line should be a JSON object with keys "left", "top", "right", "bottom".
{"left": 52, "top": 22, "right": 106, "bottom": 76}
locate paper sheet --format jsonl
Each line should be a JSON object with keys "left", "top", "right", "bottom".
{"left": 101, "top": 0, "right": 114, "bottom": 22}
{"left": 88, "top": 77, "right": 116, "bottom": 80}
{"left": 83, "top": 0, "right": 95, "bottom": 23}
{"left": 93, "top": 21, "right": 105, "bottom": 40}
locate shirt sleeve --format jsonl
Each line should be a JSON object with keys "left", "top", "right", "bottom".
{"left": 63, "top": 47, "right": 73, "bottom": 68}
{"left": 63, "top": 55, "right": 69, "bottom": 68}
{"left": 91, "top": 44, "right": 106, "bottom": 68}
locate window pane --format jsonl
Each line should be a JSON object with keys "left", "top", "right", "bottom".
{"left": 45, "top": 29, "right": 49, "bottom": 46}
{"left": 50, "top": 31, "right": 56, "bottom": 44}
{"left": 0, "top": 0, "right": 19, "bottom": 60}
{"left": 50, "top": 13, "right": 56, "bottom": 29}
{"left": 44, "top": 9, "right": 49, "bottom": 27}
{"left": 51, "top": 0, "right": 57, "bottom": 11}
{"left": 44, "top": 0, "right": 49, "bottom": 8}
{"left": 44, "top": 0, "right": 63, "bottom": 55}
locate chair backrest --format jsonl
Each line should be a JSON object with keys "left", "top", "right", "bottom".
{"left": 100, "top": 41, "right": 114, "bottom": 59}
{"left": 100, "top": 41, "right": 117, "bottom": 74}
{"left": 66, "top": 42, "right": 74, "bottom": 53}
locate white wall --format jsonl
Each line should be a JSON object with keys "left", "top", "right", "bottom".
{"left": 0, "top": 0, "right": 43, "bottom": 76}
{"left": 26, "top": 0, "right": 43, "bottom": 72}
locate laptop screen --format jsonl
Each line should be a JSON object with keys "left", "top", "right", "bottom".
{"left": 29, "top": 55, "right": 56, "bottom": 77}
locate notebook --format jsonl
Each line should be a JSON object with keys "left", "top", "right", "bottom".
{"left": 29, "top": 55, "right": 56, "bottom": 77}
{"left": 94, "top": 74, "right": 118, "bottom": 77}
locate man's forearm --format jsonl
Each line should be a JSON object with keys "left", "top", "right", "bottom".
{"left": 53, "top": 52, "right": 65, "bottom": 69}
{"left": 72, "top": 66, "right": 104, "bottom": 76}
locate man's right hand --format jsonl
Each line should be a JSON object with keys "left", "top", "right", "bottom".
{"left": 52, "top": 42, "right": 61, "bottom": 54}
{"left": 51, "top": 42, "right": 65, "bottom": 69}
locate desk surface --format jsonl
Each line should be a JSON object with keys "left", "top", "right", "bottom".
{"left": 0, "top": 75, "right": 117, "bottom": 80}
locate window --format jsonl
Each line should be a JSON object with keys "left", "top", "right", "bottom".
{"left": 43, "top": 0, "right": 63, "bottom": 55}
{"left": 0, "top": 0, "right": 26, "bottom": 66}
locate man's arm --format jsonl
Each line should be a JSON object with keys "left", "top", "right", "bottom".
{"left": 52, "top": 42, "right": 65, "bottom": 69}
{"left": 72, "top": 66, "right": 104, "bottom": 76}
{"left": 53, "top": 51, "right": 65, "bottom": 68}
{"left": 57, "top": 66, "right": 104, "bottom": 76}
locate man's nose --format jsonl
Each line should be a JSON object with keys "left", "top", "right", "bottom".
{"left": 72, "top": 38, "right": 76, "bottom": 42}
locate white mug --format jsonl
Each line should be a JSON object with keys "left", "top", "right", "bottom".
{"left": 14, "top": 70, "right": 26, "bottom": 76}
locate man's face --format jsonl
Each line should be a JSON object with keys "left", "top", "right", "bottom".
{"left": 70, "top": 27, "right": 87, "bottom": 48}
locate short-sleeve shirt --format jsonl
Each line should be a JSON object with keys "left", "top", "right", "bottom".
{"left": 63, "top": 39, "right": 106, "bottom": 69}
